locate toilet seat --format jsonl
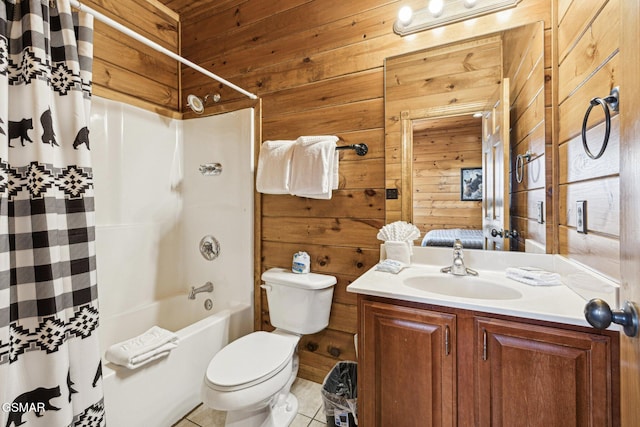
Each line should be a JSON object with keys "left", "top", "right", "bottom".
{"left": 205, "top": 331, "right": 296, "bottom": 392}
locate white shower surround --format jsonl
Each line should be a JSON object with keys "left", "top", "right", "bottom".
{"left": 90, "top": 97, "right": 255, "bottom": 426}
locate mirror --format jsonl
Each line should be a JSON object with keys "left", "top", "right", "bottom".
{"left": 384, "top": 21, "right": 548, "bottom": 252}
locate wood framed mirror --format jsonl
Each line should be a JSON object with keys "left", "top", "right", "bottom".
{"left": 384, "top": 21, "right": 548, "bottom": 252}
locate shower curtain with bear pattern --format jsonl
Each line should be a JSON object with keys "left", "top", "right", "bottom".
{"left": 0, "top": 1, "right": 104, "bottom": 426}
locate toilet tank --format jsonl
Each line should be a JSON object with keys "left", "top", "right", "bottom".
{"left": 261, "top": 268, "right": 336, "bottom": 335}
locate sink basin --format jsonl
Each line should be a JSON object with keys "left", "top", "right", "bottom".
{"left": 403, "top": 274, "right": 523, "bottom": 300}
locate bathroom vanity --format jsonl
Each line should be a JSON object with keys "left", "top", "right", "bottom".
{"left": 347, "top": 247, "right": 620, "bottom": 427}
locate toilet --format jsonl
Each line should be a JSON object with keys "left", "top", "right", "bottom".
{"left": 201, "top": 267, "right": 336, "bottom": 427}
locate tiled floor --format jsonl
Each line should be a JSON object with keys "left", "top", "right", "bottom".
{"left": 173, "top": 377, "right": 327, "bottom": 427}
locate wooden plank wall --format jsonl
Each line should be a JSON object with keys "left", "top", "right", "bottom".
{"left": 556, "top": 0, "right": 620, "bottom": 281}
{"left": 503, "top": 22, "right": 548, "bottom": 251}
{"left": 412, "top": 121, "right": 483, "bottom": 234}
{"left": 82, "top": 0, "right": 181, "bottom": 115}
{"left": 89, "top": 0, "right": 624, "bottom": 384}
{"left": 175, "top": 0, "right": 553, "bottom": 383}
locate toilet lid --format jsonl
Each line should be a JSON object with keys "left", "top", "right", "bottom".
{"left": 205, "top": 331, "right": 296, "bottom": 391}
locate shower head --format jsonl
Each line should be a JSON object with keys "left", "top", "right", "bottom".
{"left": 186, "top": 93, "right": 221, "bottom": 114}
{"left": 187, "top": 94, "right": 205, "bottom": 114}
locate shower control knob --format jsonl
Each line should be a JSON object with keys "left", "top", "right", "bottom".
{"left": 199, "top": 235, "right": 220, "bottom": 261}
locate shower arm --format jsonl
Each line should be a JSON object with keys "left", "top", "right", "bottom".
{"left": 69, "top": 0, "right": 258, "bottom": 100}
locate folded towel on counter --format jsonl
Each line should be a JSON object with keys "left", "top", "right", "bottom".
{"left": 256, "top": 140, "right": 296, "bottom": 194}
{"left": 105, "top": 326, "right": 179, "bottom": 369}
{"left": 290, "top": 136, "right": 338, "bottom": 199}
{"left": 505, "top": 267, "right": 562, "bottom": 286}
{"left": 375, "top": 259, "right": 407, "bottom": 274}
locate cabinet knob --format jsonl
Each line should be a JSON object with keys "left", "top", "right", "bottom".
{"left": 490, "top": 229, "right": 503, "bottom": 238}
{"left": 584, "top": 298, "right": 639, "bottom": 337}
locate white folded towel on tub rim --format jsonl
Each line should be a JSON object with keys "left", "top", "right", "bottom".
{"left": 105, "top": 326, "right": 179, "bottom": 369}
{"left": 290, "top": 135, "right": 339, "bottom": 199}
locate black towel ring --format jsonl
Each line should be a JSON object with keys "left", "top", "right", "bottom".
{"left": 581, "top": 87, "right": 619, "bottom": 160}
{"left": 515, "top": 151, "right": 532, "bottom": 184}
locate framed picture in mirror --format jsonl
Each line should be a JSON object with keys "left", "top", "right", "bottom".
{"left": 461, "top": 167, "right": 482, "bottom": 201}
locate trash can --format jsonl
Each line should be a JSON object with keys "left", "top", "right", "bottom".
{"left": 321, "top": 361, "right": 358, "bottom": 427}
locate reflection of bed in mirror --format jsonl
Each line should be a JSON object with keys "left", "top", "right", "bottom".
{"left": 421, "top": 228, "right": 484, "bottom": 249}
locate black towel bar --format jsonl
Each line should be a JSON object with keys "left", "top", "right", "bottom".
{"left": 336, "top": 143, "right": 368, "bottom": 156}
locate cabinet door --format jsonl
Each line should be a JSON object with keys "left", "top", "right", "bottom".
{"left": 360, "top": 300, "right": 456, "bottom": 427}
{"left": 475, "top": 317, "right": 614, "bottom": 427}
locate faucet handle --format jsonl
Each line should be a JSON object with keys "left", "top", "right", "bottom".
{"left": 453, "top": 239, "right": 463, "bottom": 249}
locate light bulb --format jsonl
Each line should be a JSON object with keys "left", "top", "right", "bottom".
{"left": 428, "top": 0, "right": 444, "bottom": 17}
{"left": 464, "top": 0, "right": 477, "bottom": 8}
{"left": 398, "top": 5, "right": 413, "bottom": 25}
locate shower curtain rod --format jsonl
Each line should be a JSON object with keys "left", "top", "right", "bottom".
{"left": 69, "top": 0, "right": 258, "bottom": 100}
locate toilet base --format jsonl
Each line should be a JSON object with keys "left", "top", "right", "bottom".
{"left": 225, "top": 393, "right": 299, "bottom": 427}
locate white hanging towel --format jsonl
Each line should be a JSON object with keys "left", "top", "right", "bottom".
{"left": 332, "top": 150, "right": 340, "bottom": 190}
{"left": 297, "top": 135, "right": 339, "bottom": 145}
{"left": 256, "top": 140, "right": 296, "bottom": 194}
{"left": 290, "top": 135, "right": 339, "bottom": 199}
{"left": 105, "top": 326, "right": 180, "bottom": 369}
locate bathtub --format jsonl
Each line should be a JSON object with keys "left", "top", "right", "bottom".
{"left": 99, "top": 295, "right": 252, "bottom": 427}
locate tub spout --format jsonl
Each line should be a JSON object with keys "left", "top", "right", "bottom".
{"left": 188, "top": 281, "right": 214, "bottom": 300}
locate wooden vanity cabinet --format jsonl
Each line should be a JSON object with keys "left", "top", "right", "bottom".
{"left": 475, "top": 317, "right": 617, "bottom": 427}
{"left": 358, "top": 296, "right": 619, "bottom": 427}
{"left": 359, "top": 299, "right": 456, "bottom": 427}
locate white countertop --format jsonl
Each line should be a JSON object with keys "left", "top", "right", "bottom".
{"left": 346, "top": 246, "right": 620, "bottom": 329}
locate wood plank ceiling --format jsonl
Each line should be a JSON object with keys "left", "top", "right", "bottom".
{"left": 156, "top": 0, "right": 238, "bottom": 19}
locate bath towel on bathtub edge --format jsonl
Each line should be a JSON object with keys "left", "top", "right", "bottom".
{"left": 105, "top": 326, "right": 180, "bottom": 369}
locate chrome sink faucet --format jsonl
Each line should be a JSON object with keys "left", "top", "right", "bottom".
{"left": 441, "top": 239, "right": 478, "bottom": 276}
{"left": 188, "top": 281, "right": 214, "bottom": 299}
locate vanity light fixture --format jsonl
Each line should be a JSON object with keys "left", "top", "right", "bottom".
{"left": 394, "top": 0, "right": 521, "bottom": 36}
{"left": 428, "top": 0, "right": 445, "bottom": 17}
{"left": 398, "top": 5, "right": 414, "bottom": 25}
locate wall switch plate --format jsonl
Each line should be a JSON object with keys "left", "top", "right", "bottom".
{"left": 536, "top": 201, "right": 544, "bottom": 224}
{"left": 577, "top": 200, "right": 587, "bottom": 233}
{"left": 386, "top": 188, "right": 399, "bottom": 199}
